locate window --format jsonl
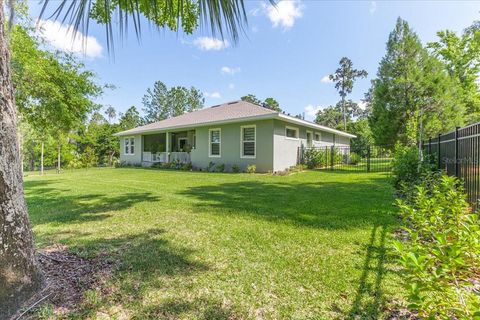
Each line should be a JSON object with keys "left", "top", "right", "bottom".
{"left": 241, "top": 125, "right": 256, "bottom": 158}
{"left": 124, "top": 137, "right": 135, "bottom": 155}
{"left": 209, "top": 128, "right": 221, "bottom": 157}
{"left": 306, "top": 131, "right": 313, "bottom": 147}
{"left": 315, "top": 132, "right": 321, "bottom": 141}
{"left": 285, "top": 126, "right": 299, "bottom": 139}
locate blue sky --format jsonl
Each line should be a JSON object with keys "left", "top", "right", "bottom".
{"left": 30, "top": 1, "right": 480, "bottom": 121}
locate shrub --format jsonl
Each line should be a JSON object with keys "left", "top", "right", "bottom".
{"left": 391, "top": 144, "right": 434, "bottom": 192}
{"left": 231, "top": 164, "right": 240, "bottom": 173}
{"left": 303, "top": 149, "right": 327, "bottom": 169}
{"left": 348, "top": 152, "right": 361, "bottom": 165}
{"left": 207, "top": 161, "right": 215, "bottom": 172}
{"left": 246, "top": 165, "right": 256, "bottom": 174}
{"left": 216, "top": 163, "right": 225, "bottom": 173}
{"left": 392, "top": 175, "right": 480, "bottom": 319}
{"left": 181, "top": 162, "right": 192, "bottom": 171}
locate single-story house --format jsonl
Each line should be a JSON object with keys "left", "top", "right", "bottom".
{"left": 115, "top": 100, "right": 356, "bottom": 172}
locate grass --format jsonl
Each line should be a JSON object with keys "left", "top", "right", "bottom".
{"left": 24, "top": 168, "right": 404, "bottom": 319}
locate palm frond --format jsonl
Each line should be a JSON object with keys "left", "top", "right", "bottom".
{"left": 38, "top": 0, "right": 276, "bottom": 52}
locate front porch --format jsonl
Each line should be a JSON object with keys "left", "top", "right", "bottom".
{"left": 142, "top": 130, "right": 195, "bottom": 164}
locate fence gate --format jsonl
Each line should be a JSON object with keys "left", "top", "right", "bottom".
{"left": 297, "top": 145, "right": 393, "bottom": 173}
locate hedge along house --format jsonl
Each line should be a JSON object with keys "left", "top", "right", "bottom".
{"left": 115, "top": 101, "right": 355, "bottom": 172}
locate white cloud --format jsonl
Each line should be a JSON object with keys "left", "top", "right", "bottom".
{"left": 193, "top": 37, "right": 229, "bottom": 51}
{"left": 221, "top": 66, "right": 241, "bottom": 75}
{"left": 205, "top": 91, "right": 221, "bottom": 99}
{"left": 358, "top": 101, "right": 368, "bottom": 110}
{"left": 369, "top": 1, "right": 377, "bottom": 14}
{"left": 37, "top": 19, "right": 103, "bottom": 59}
{"left": 304, "top": 104, "right": 323, "bottom": 119}
{"left": 262, "top": 0, "right": 304, "bottom": 30}
{"left": 228, "top": 83, "right": 235, "bottom": 90}
{"left": 321, "top": 75, "right": 333, "bottom": 83}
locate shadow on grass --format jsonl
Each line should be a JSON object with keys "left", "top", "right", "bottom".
{"left": 180, "top": 176, "right": 396, "bottom": 230}
{"left": 25, "top": 180, "right": 161, "bottom": 226}
{"left": 345, "top": 223, "right": 389, "bottom": 319}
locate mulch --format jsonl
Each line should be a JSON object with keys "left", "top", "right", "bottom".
{"left": 12, "top": 245, "right": 116, "bottom": 319}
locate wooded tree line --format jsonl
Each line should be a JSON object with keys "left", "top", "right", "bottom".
{"left": 317, "top": 17, "right": 480, "bottom": 150}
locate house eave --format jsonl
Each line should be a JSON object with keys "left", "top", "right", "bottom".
{"left": 114, "top": 113, "right": 356, "bottom": 139}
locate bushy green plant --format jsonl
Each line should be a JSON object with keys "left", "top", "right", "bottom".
{"left": 246, "top": 165, "right": 256, "bottom": 174}
{"left": 303, "top": 149, "right": 327, "bottom": 169}
{"left": 216, "top": 163, "right": 225, "bottom": 172}
{"left": 392, "top": 175, "right": 480, "bottom": 319}
{"left": 181, "top": 162, "right": 192, "bottom": 171}
{"left": 348, "top": 152, "right": 361, "bottom": 165}
{"left": 231, "top": 164, "right": 240, "bottom": 173}
{"left": 207, "top": 161, "right": 215, "bottom": 172}
{"left": 391, "top": 144, "right": 434, "bottom": 191}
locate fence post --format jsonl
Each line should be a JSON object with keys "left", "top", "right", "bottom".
{"left": 330, "top": 145, "right": 334, "bottom": 170}
{"left": 428, "top": 137, "right": 432, "bottom": 156}
{"left": 455, "top": 126, "right": 460, "bottom": 177}
{"left": 437, "top": 133, "right": 441, "bottom": 170}
{"left": 367, "top": 146, "right": 371, "bottom": 173}
{"left": 325, "top": 146, "right": 328, "bottom": 168}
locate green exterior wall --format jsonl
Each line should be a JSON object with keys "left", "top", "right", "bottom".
{"left": 190, "top": 120, "right": 274, "bottom": 172}
{"left": 118, "top": 119, "right": 351, "bottom": 172}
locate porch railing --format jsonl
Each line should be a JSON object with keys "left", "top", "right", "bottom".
{"left": 143, "top": 151, "right": 190, "bottom": 163}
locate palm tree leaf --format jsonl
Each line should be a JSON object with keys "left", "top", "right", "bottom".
{"left": 38, "top": 0, "right": 276, "bottom": 52}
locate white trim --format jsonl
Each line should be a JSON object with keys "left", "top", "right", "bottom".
{"left": 123, "top": 137, "right": 135, "bottom": 155}
{"left": 208, "top": 128, "right": 221, "bottom": 158}
{"left": 115, "top": 113, "right": 356, "bottom": 139}
{"left": 314, "top": 132, "right": 322, "bottom": 141}
{"left": 285, "top": 126, "right": 299, "bottom": 140}
{"left": 240, "top": 125, "right": 256, "bottom": 159}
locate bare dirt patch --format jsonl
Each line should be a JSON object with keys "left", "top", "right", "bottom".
{"left": 13, "top": 245, "right": 116, "bottom": 319}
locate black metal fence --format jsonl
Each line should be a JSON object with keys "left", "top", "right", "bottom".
{"left": 297, "top": 145, "right": 393, "bottom": 173}
{"left": 424, "top": 122, "right": 480, "bottom": 206}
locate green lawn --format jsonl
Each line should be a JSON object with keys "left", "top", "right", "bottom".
{"left": 24, "top": 168, "right": 404, "bottom": 319}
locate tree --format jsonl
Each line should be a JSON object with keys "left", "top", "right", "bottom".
{"left": 241, "top": 94, "right": 283, "bottom": 111}
{"left": 11, "top": 25, "right": 102, "bottom": 174}
{"left": 142, "top": 81, "right": 204, "bottom": 123}
{"left": 315, "top": 100, "right": 362, "bottom": 129}
{"left": 1, "top": 0, "right": 250, "bottom": 317}
{"left": 119, "top": 106, "right": 143, "bottom": 130}
{"left": 315, "top": 105, "right": 343, "bottom": 128}
{"left": 263, "top": 97, "right": 281, "bottom": 111}
{"left": 428, "top": 22, "right": 480, "bottom": 122}
{"left": 241, "top": 94, "right": 262, "bottom": 105}
{"left": 105, "top": 106, "right": 117, "bottom": 123}
{"left": 329, "top": 57, "right": 368, "bottom": 130}
{"left": 369, "top": 17, "right": 464, "bottom": 149}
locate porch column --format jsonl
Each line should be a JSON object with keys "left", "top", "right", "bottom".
{"left": 166, "top": 131, "right": 170, "bottom": 163}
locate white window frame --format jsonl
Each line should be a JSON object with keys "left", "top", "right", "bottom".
{"left": 314, "top": 132, "right": 322, "bottom": 141}
{"left": 285, "top": 126, "right": 299, "bottom": 140}
{"left": 208, "top": 128, "right": 221, "bottom": 158}
{"left": 306, "top": 130, "right": 313, "bottom": 147}
{"left": 124, "top": 137, "right": 135, "bottom": 155}
{"left": 240, "top": 125, "right": 256, "bottom": 159}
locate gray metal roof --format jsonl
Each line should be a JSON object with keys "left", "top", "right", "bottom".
{"left": 115, "top": 100, "right": 356, "bottom": 138}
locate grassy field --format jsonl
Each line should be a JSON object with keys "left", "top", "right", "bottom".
{"left": 24, "top": 168, "right": 404, "bottom": 319}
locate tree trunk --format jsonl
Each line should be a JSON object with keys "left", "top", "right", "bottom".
{"left": 0, "top": 4, "right": 43, "bottom": 318}
{"left": 40, "top": 141, "right": 44, "bottom": 175}
{"left": 57, "top": 143, "right": 61, "bottom": 173}
{"left": 108, "top": 151, "right": 114, "bottom": 167}
{"left": 342, "top": 96, "right": 347, "bottom": 131}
